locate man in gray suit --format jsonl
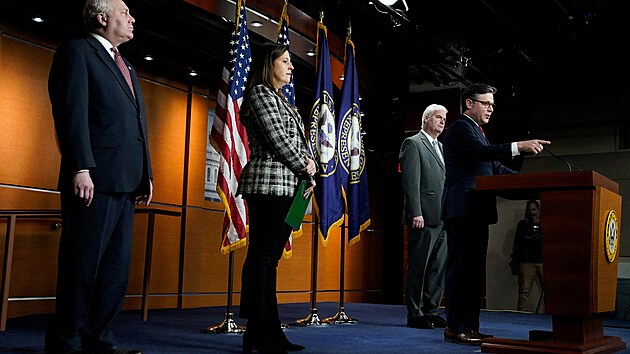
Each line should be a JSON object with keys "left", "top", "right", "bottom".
{"left": 399, "top": 104, "right": 448, "bottom": 329}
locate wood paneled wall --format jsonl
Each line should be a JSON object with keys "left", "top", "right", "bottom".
{"left": 0, "top": 36, "right": 59, "bottom": 190}
{"left": 0, "top": 30, "right": 383, "bottom": 321}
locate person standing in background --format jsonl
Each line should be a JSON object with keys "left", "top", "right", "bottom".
{"left": 510, "top": 200, "right": 544, "bottom": 312}
{"left": 399, "top": 104, "right": 448, "bottom": 330}
{"left": 441, "top": 83, "right": 550, "bottom": 345}
{"left": 46, "top": 0, "right": 152, "bottom": 353}
{"left": 237, "top": 42, "right": 316, "bottom": 354}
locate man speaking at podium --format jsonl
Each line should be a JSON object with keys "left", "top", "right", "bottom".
{"left": 441, "top": 83, "right": 550, "bottom": 345}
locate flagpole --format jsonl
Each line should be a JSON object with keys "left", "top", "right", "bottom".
{"left": 295, "top": 213, "right": 327, "bottom": 326}
{"left": 206, "top": 249, "right": 245, "bottom": 334}
{"left": 323, "top": 215, "right": 357, "bottom": 324}
{"left": 206, "top": 0, "right": 249, "bottom": 335}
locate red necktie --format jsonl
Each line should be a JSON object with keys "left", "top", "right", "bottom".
{"left": 479, "top": 125, "right": 486, "bottom": 137}
{"left": 111, "top": 47, "right": 135, "bottom": 98}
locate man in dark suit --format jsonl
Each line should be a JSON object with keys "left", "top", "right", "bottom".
{"left": 46, "top": 1, "right": 151, "bottom": 353}
{"left": 441, "top": 83, "right": 549, "bottom": 345}
{"left": 399, "top": 104, "right": 448, "bottom": 330}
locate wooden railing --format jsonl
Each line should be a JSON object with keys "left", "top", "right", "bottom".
{"left": 0, "top": 207, "right": 181, "bottom": 331}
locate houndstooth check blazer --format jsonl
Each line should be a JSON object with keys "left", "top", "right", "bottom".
{"left": 237, "top": 84, "right": 310, "bottom": 197}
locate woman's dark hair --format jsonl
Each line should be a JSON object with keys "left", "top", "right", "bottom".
{"left": 241, "top": 42, "right": 289, "bottom": 116}
{"left": 246, "top": 42, "right": 290, "bottom": 92}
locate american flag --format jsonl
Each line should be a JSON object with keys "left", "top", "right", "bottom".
{"left": 210, "top": 0, "right": 251, "bottom": 254}
{"left": 277, "top": 1, "right": 300, "bottom": 258}
{"left": 277, "top": 1, "right": 295, "bottom": 106}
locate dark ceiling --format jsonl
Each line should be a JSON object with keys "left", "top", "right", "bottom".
{"left": 289, "top": 0, "right": 629, "bottom": 99}
{"left": 0, "top": 0, "right": 628, "bottom": 104}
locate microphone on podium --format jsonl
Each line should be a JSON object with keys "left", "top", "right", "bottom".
{"left": 543, "top": 148, "right": 582, "bottom": 172}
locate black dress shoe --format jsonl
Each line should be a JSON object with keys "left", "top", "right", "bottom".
{"left": 406, "top": 316, "right": 434, "bottom": 329}
{"left": 270, "top": 322, "right": 304, "bottom": 351}
{"left": 443, "top": 327, "right": 482, "bottom": 345}
{"left": 243, "top": 325, "right": 288, "bottom": 354}
{"left": 428, "top": 315, "right": 447, "bottom": 328}
{"left": 470, "top": 330, "right": 495, "bottom": 339}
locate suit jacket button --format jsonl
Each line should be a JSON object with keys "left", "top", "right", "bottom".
{"left": 138, "top": 137, "right": 144, "bottom": 142}
{"left": 138, "top": 115, "right": 143, "bottom": 120}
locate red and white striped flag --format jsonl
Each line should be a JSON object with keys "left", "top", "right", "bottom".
{"left": 210, "top": 0, "right": 251, "bottom": 254}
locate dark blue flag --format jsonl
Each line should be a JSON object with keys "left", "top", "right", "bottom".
{"left": 308, "top": 21, "right": 343, "bottom": 245}
{"left": 337, "top": 37, "right": 370, "bottom": 245}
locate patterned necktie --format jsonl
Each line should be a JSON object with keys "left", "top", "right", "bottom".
{"left": 111, "top": 47, "right": 135, "bottom": 98}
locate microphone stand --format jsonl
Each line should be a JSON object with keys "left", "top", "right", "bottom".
{"left": 543, "top": 148, "right": 582, "bottom": 172}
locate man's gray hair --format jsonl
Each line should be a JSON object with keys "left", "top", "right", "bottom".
{"left": 83, "top": 0, "right": 114, "bottom": 31}
{"left": 421, "top": 104, "right": 447, "bottom": 129}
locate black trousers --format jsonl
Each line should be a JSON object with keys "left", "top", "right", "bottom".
{"left": 443, "top": 217, "right": 489, "bottom": 333}
{"left": 239, "top": 194, "right": 293, "bottom": 323}
{"left": 46, "top": 191, "right": 135, "bottom": 354}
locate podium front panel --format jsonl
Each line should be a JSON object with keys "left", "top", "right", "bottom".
{"left": 593, "top": 186, "right": 622, "bottom": 313}
{"left": 541, "top": 189, "right": 595, "bottom": 317}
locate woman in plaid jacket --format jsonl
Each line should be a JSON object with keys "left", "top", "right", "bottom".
{"left": 237, "top": 43, "right": 317, "bottom": 354}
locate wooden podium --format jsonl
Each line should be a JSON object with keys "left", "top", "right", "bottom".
{"left": 476, "top": 170, "right": 626, "bottom": 354}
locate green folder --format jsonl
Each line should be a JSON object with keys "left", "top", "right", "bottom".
{"left": 285, "top": 180, "right": 312, "bottom": 230}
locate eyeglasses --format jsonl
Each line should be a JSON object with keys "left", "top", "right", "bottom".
{"left": 470, "top": 99, "right": 496, "bottom": 109}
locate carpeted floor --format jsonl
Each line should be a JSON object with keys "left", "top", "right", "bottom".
{"left": 2, "top": 302, "right": 630, "bottom": 353}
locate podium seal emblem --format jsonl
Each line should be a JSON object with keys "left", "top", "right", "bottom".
{"left": 604, "top": 210, "right": 618, "bottom": 263}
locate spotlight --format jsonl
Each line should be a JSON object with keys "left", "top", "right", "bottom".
{"left": 378, "top": 0, "right": 408, "bottom": 11}
{"left": 251, "top": 20, "right": 263, "bottom": 28}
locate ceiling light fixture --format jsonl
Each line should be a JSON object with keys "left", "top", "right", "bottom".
{"left": 378, "top": 0, "right": 408, "bottom": 11}
{"left": 251, "top": 20, "right": 263, "bottom": 28}
{"left": 305, "top": 49, "right": 316, "bottom": 57}
{"left": 143, "top": 55, "right": 154, "bottom": 61}
{"left": 189, "top": 70, "right": 198, "bottom": 77}
{"left": 32, "top": 16, "right": 44, "bottom": 23}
